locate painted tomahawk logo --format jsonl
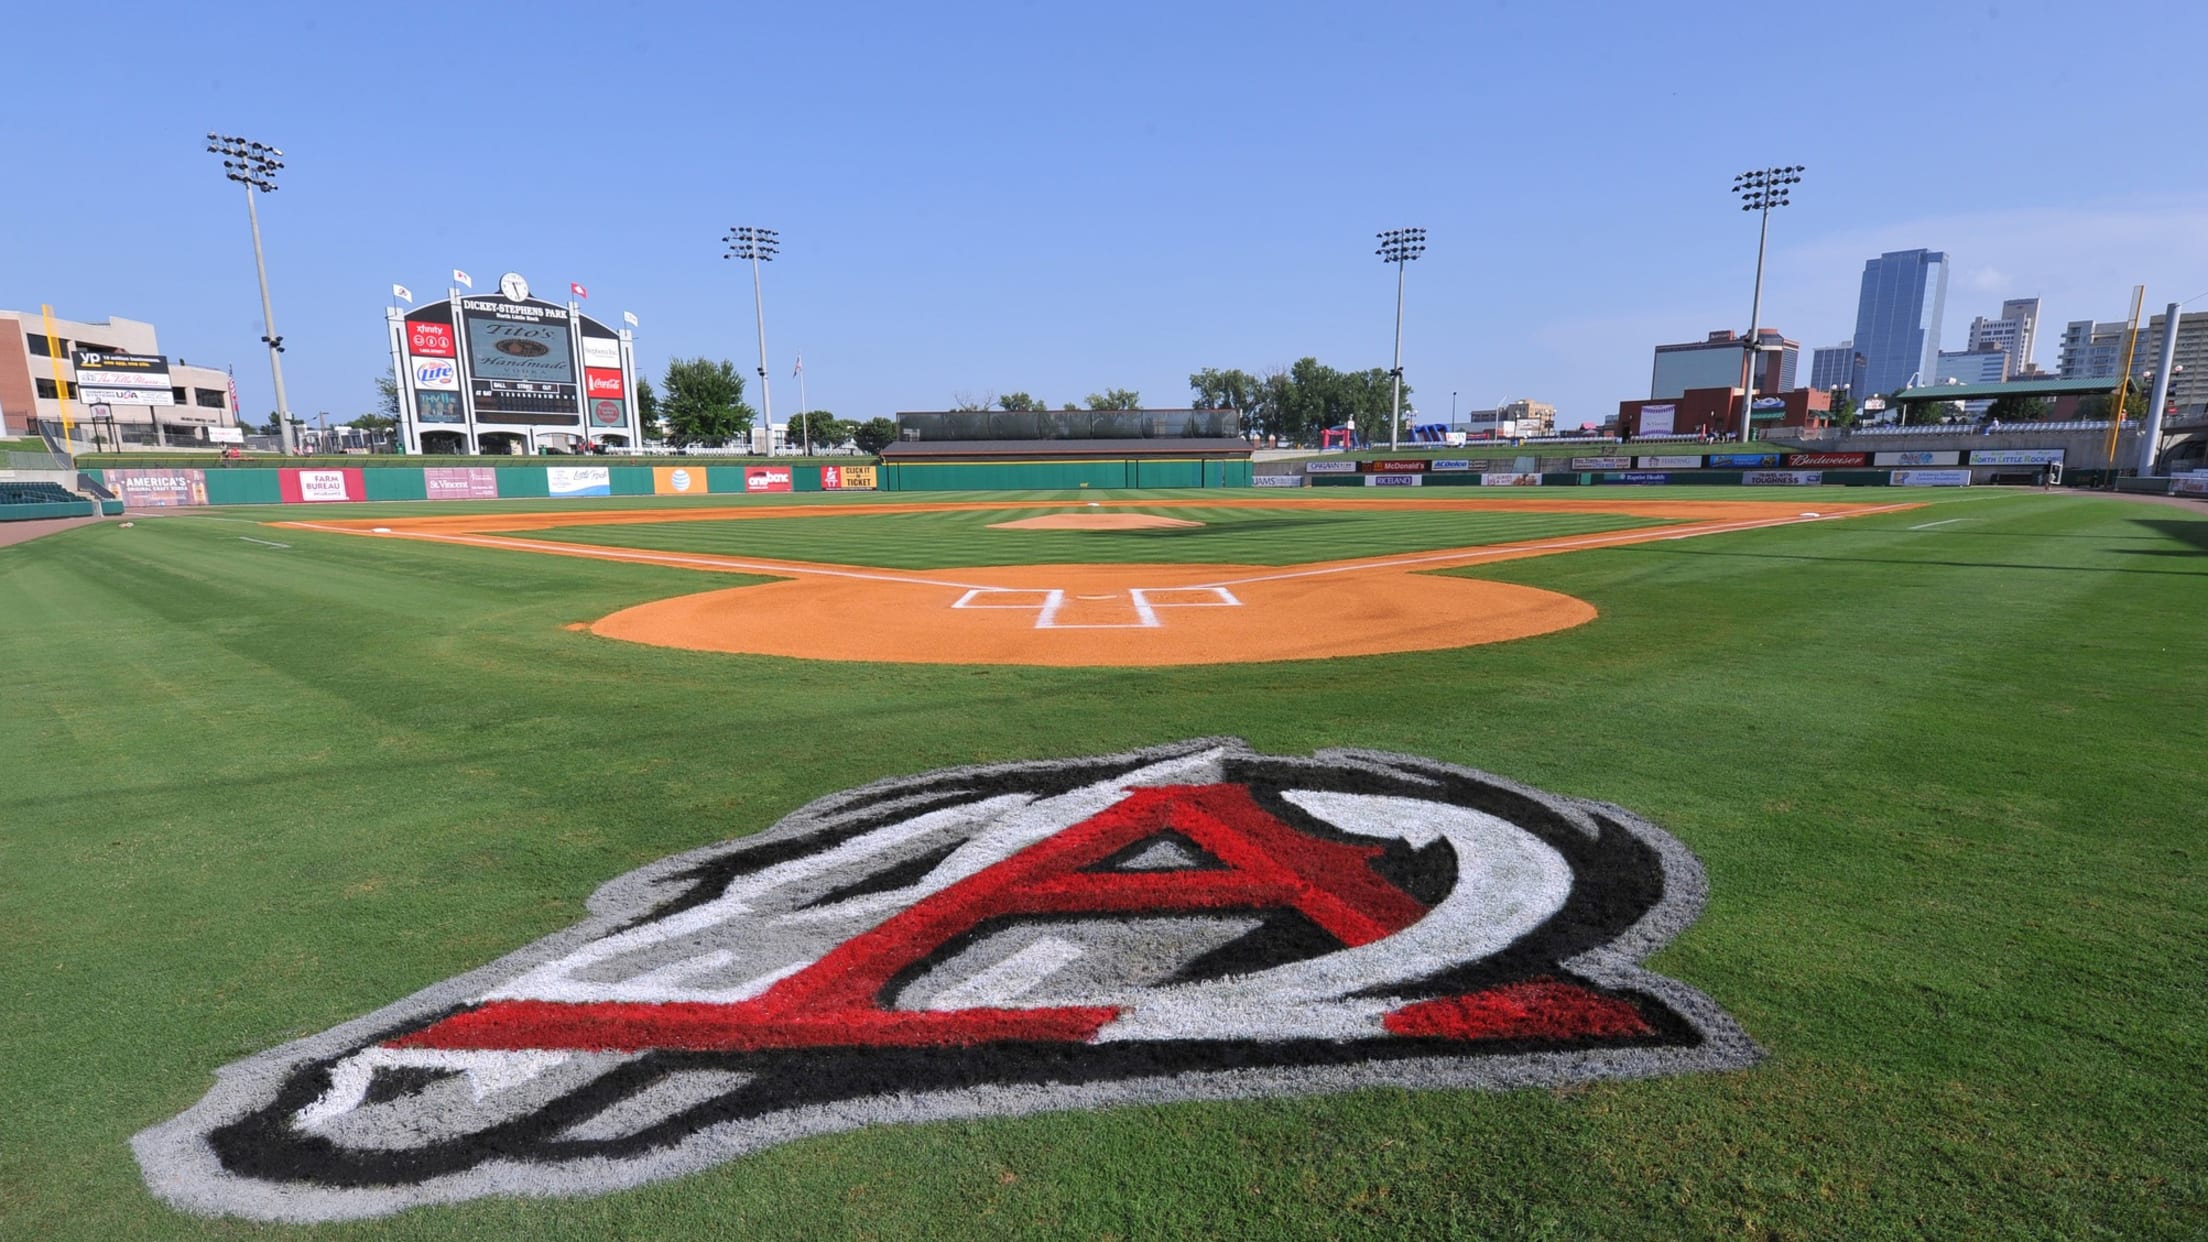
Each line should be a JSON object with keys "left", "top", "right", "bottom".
{"left": 135, "top": 740, "right": 1760, "bottom": 1222}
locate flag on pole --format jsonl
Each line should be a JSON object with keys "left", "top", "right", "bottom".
{"left": 452, "top": 269, "right": 473, "bottom": 289}
{"left": 227, "top": 366, "right": 240, "bottom": 420}
{"left": 792, "top": 354, "right": 803, "bottom": 378}
{"left": 622, "top": 311, "right": 639, "bottom": 327}
{"left": 392, "top": 284, "right": 414, "bottom": 304}
{"left": 570, "top": 282, "right": 588, "bottom": 299}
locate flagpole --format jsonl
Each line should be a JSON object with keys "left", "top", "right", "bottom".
{"left": 797, "top": 355, "right": 809, "bottom": 456}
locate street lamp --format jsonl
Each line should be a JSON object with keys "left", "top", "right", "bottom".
{"left": 1376, "top": 227, "right": 1426, "bottom": 450}
{"left": 207, "top": 133, "right": 296, "bottom": 454}
{"left": 722, "top": 226, "right": 779, "bottom": 455}
{"left": 1732, "top": 164, "right": 1802, "bottom": 443}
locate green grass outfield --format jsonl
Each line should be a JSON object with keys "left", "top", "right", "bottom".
{"left": 2, "top": 487, "right": 2203, "bottom": 1239}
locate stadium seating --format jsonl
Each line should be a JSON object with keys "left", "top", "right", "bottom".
{"left": 0, "top": 482, "right": 80, "bottom": 505}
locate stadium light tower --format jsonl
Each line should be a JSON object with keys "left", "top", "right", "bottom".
{"left": 1732, "top": 165, "right": 1803, "bottom": 443}
{"left": 208, "top": 133, "right": 296, "bottom": 454}
{"left": 722, "top": 226, "right": 779, "bottom": 455}
{"left": 1375, "top": 228, "right": 1427, "bottom": 450}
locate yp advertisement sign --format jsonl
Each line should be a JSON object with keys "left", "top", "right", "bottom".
{"left": 652, "top": 466, "right": 707, "bottom": 496}
{"left": 745, "top": 466, "right": 793, "bottom": 494}
{"left": 548, "top": 466, "right": 611, "bottom": 497}
{"left": 279, "top": 468, "right": 366, "bottom": 503}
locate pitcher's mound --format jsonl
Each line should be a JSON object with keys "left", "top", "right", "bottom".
{"left": 989, "top": 513, "right": 1204, "bottom": 531}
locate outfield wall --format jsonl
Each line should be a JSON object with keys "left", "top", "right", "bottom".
{"left": 82, "top": 459, "right": 1250, "bottom": 507}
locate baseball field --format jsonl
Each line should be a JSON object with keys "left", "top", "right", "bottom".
{"left": 3, "top": 485, "right": 2202, "bottom": 1239}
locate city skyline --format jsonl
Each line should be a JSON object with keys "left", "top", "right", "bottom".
{"left": 6, "top": 3, "right": 2207, "bottom": 429}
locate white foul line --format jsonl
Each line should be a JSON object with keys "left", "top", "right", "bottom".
{"left": 238, "top": 536, "right": 291, "bottom": 548}
{"left": 1908, "top": 517, "right": 1969, "bottom": 530}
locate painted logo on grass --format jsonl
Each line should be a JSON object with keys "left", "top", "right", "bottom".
{"left": 135, "top": 740, "right": 1760, "bottom": 1222}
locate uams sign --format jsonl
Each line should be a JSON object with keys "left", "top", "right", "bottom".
{"left": 134, "top": 740, "right": 1758, "bottom": 1222}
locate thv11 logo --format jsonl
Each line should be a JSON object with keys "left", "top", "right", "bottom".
{"left": 134, "top": 739, "right": 1760, "bottom": 1222}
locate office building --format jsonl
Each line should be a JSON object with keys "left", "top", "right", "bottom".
{"left": 1851, "top": 249, "right": 1949, "bottom": 399}
{"left": 1809, "top": 339, "right": 1868, "bottom": 398}
{"left": 2057, "top": 319, "right": 2127, "bottom": 380}
{"left": 0, "top": 310, "right": 240, "bottom": 442}
{"left": 1935, "top": 345, "right": 2012, "bottom": 415}
{"left": 2132, "top": 310, "right": 2207, "bottom": 411}
{"left": 1650, "top": 329, "right": 1796, "bottom": 400}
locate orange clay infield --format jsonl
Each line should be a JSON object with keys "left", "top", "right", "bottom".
{"left": 285, "top": 497, "right": 1914, "bottom": 667}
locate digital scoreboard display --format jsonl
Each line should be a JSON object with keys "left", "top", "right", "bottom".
{"left": 460, "top": 298, "right": 579, "bottom": 424}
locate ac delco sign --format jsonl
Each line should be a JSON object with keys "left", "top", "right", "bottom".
{"left": 584, "top": 368, "right": 625, "bottom": 399}
{"left": 745, "top": 466, "right": 792, "bottom": 493}
{"left": 406, "top": 323, "right": 455, "bottom": 358}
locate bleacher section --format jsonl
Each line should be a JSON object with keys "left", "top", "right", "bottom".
{"left": 0, "top": 479, "right": 99, "bottom": 522}
{"left": 1, "top": 482, "right": 80, "bottom": 505}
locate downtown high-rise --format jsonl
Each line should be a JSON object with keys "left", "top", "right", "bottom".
{"left": 1851, "top": 249, "right": 1949, "bottom": 399}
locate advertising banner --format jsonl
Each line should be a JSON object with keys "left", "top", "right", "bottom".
{"left": 1571, "top": 456, "right": 1631, "bottom": 470}
{"left": 547, "top": 466, "right": 611, "bottom": 497}
{"left": 424, "top": 467, "right": 500, "bottom": 499}
{"left": 584, "top": 368, "right": 625, "bottom": 400}
{"left": 819, "top": 464, "right": 878, "bottom": 491}
{"left": 1969, "top": 448, "right": 2064, "bottom": 465}
{"left": 1786, "top": 452, "right": 1868, "bottom": 467}
{"left": 744, "top": 466, "right": 794, "bottom": 494}
{"left": 1481, "top": 473, "right": 1543, "bottom": 486}
{"left": 1609, "top": 472, "right": 1672, "bottom": 484}
{"left": 410, "top": 356, "right": 459, "bottom": 391}
{"left": 1873, "top": 450, "right": 1960, "bottom": 466}
{"left": 652, "top": 465, "right": 707, "bottom": 496}
{"left": 1303, "top": 460, "right": 1358, "bottom": 474}
{"left": 415, "top": 390, "right": 463, "bottom": 424}
{"left": 103, "top": 468, "right": 206, "bottom": 507}
{"left": 1366, "top": 459, "right": 1428, "bottom": 473}
{"left": 1891, "top": 469, "right": 1972, "bottom": 487}
{"left": 279, "top": 468, "right": 366, "bottom": 503}
{"left": 1640, "top": 404, "right": 1676, "bottom": 434}
{"left": 1741, "top": 470, "right": 1822, "bottom": 486}
{"left": 2172, "top": 475, "right": 2208, "bottom": 497}
{"left": 581, "top": 337, "right": 622, "bottom": 369}
{"left": 1429, "top": 459, "right": 1472, "bottom": 472}
{"left": 405, "top": 321, "right": 456, "bottom": 358}
{"left": 1707, "top": 453, "right": 1780, "bottom": 468}
{"left": 1364, "top": 473, "right": 1422, "bottom": 487}
{"left": 1250, "top": 474, "right": 1307, "bottom": 487}
{"left": 1638, "top": 455, "right": 1702, "bottom": 469}
{"left": 588, "top": 399, "right": 626, "bottom": 429}
{"left": 462, "top": 297, "right": 579, "bottom": 424}
{"left": 73, "top": 351, "right": 175, "bottom": 404}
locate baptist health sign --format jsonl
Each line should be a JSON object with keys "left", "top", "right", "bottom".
{"left": 385, "top": 272, "right": 638, "bottom": 456}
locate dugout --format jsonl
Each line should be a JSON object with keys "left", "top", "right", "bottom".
{"left": 880, "top": 409, "right": 1253, "bottom": 491}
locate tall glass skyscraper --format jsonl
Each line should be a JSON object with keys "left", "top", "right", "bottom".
{"left": 1851, "top": 249, "right": 1949, "bottom": 398}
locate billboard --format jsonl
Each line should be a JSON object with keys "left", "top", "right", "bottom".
{"left": 1638, "top": 454, "right": 1702, "bottom": 469}
{"left": 652, "top": 466, "right": 707, "bottom": 496}
{"left": 1304, "top": 460, "right": 1358, "bottom": 474}
{"left": 73, "top": 351, "right": 174, "bottom": 405}
{"left": 1639, "top": 403, "right": 1676, "bottom": 434}
{"left": 406, "top": 320, "right": 456, "bottom": 358}
{"left": 1891, "top": 469, "right": 1972, "bottom": 487}
{"left": 462, "top": 296, "right": 578, "bottom": 425}
{"left": 548, "top": 466, "right": 610, "bottom": 497}
{"left": 279, "top": 468, "right": 366, "bottom": 503}
{"left": 1481, "top": 473, "right": 1543, "bottom": 486}
{"left": 410, "top": 356, "right": 459, "bottom": 391}
{"left": 1366, "top": 459, "right": 1428, "bottom": 473}
{"left": 745, "top": 466, "right": 793, "bottom": 494}
{"left": 1707, "top": 453, "right": 1780, "bottom": 468}
{"left": 1969, "top": 448, "right": 2063, "bottom": 465}
{"left": 103, "top": 468, "right": 206, "bottom": 507}
{"left": 588, "top": 399, "right": 626, "bottom": 429}
{"left": 415, "top": 390, "right": 463, "bottom": 424}
{"left": 1429, "top": 459, "right": 1472, "bottom": 472}
{"left": 1873, "top": 450, "right": 1960, "bottom": 466}
{"left": 1570, "top": 456, "right": 1630, "bottom": 470}
{"left": 820, "top": 464, "right": 877, "bottom": 491}
{"left": 1786, "top": 452, "right": 1868, "bottom": 467}
{"left": 424, "top": 467, "right": 500, "bottom": 499}
{"left": 1364, "top": 473, "right": 1422, "bottom": 487}
{"left": 1610, "top": 472, "right": 1671, "bottom": 484}
{"left": 1741, "top": 470, "right": 1822, "bottom": 486}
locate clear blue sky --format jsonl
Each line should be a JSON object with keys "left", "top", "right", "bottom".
{"left": 8, "top": 0, "right": 2205, "bottom": 428}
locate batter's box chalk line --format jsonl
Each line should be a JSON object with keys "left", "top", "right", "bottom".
{"left": 951, "top": 586, "right": 1243, "bottom": 629}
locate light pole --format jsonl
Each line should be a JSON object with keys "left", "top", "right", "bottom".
{"left": 1376, "top": 227, "right": 1427, "bottom": 450}
{"left": 722, "top": 226, "right": 779, "bottom": 455}
{"left": 208, "top": 134, "right": 295, "bottom": 454}
{"left": 1732, "top": 164, "right": 1802, "bottom": 443}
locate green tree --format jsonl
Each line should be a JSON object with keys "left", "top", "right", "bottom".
{"left": 1188, "top": 368, "right": 1264, "bottom": 435}
{"left": 852, "top": 416, "right": 899, "bottom": 456}
{"left": 1084, "top": 388, "right": 1141, "bottom": 410}
{"left": 374, "top": 369, "right": 400, "bottom": 419}
{"left": 347, "top": 413, "right": 395, "bottom": 432}
{"left": 1827, "top": 389, "right": 1858, "bottom": 429}
{"left": 635, "top": 377, "right": 661, "bottom": 438}
{"left": 2076, "top": 386, "right": 2146, "bottom": 420}
{"left": 659, "top": 357, "right": 756, "bottom": 446}
{"left": 997, "top": 392, "right": 1047, "bottom": 412}
{"left": 785, "top": 410, "right": 846, "bottom": 452}
{"left": 1984, "top": 393, "right": 2049, "bottom": 423}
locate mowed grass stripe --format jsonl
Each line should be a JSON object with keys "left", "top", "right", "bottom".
{"left": 504, "top": 505, "right": 1674, "bottom": 568}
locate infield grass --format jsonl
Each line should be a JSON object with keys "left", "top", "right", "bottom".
{"left": 2, "top": 487, "right": 2202, "bottom": 1240}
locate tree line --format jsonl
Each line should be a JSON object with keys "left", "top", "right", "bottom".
{"left": 1189, "top": 360, "right": 1413, "bottom": 444}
